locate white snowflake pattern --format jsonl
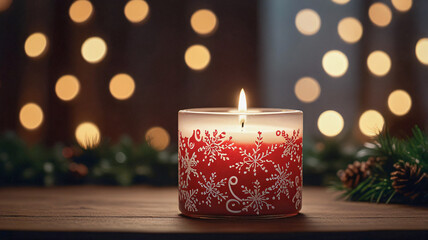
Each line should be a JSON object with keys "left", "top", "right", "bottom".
{"left": 292, "top": 166, "right": 302, "bottom": 210}
{"left": 198, "top": 130, "right": 236, "bottom": 166}
{"left": 277, "top": 129, "right": 302, "bottom": 162}
{"left": 180, "top": 148, "right": 199, "bottom": 188}
{"left": 198, "top": 172, "right": 228, "bottom": 207}
{"left": 230, "top": 131, "right": 278, "bottom": 176}
{"left": 241, "top": 180, "right": 274, "bottom": 215}
{"left": 179, "top": 189, "right": 199, "bottom": 212}
{"left": 266, "top": 163, "right": 293, "bottom": 200}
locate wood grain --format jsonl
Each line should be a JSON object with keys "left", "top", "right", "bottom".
{"left": 0, "top": 186, "right": 427, "bottom": 239}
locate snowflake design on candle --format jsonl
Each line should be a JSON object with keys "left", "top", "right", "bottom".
{"left": 198, "top": 130, "right": 236, "bottom": 166}
{"left": 226, "top": 177, "right": 275, "bottom": 215}
{"left": 179, "top": 128, "right": 303, "bottom": 216}
{"left": 198, "top": 172, "right": 228, "bottom": 207}
{"left": 179, "top": 189, "right": 199, "bottom": 212}
{"left": 180, "top": 148, "right": 199, "bottom": 188}
{"left": 292, "top": 166, "right": 303, "bottom": 210}
{"left": 266, "top": 162, "right": 293, "bottom": 200}
{"left": 230, "top": 131, "right": 278, "bottom": 176}
{"left": 277, "top": 129, "right": 302, "bottom": 162}
{"left": 241, "top": 180, "right": 275, "bottom": 215}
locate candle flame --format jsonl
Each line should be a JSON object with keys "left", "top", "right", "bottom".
{"left": 238, "top": 89, "right": 247, "bottom": 112}
{"left": 238, "top": 89, "right": 247, "bottom": 128}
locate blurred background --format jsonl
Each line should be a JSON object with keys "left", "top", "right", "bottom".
{"left": 0, "top": 0, "right": 427, "bottom": 186}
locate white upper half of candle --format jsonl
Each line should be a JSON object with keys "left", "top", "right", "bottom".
{"left": 179, "top": 108, "right": 303, "bottom": 143}
{"left": 180, "top": 108, "right": 302, "bottom": 115}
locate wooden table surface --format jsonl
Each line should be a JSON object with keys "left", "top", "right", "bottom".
{"left": 0, "top": 186, "right": 427, "bottom": 240}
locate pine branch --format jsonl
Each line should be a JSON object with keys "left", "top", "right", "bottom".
{"left": 334, "top": 126, "right": 428, "bottom": 204}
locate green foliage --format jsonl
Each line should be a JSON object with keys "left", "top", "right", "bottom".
{"left": 303, "top": 137, "right": 356, "bottom": 185}
{"left": 0, "top": 132, "right": 177, "bottom": 186}
{"left": 333, "top": 126, "right": 428, "bottom": 204}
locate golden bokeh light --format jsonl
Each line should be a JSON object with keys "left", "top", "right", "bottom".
{"left": 109, "top": 73, "right": 136, "bottom": 100}
{"left": 184, "top": 44, "right": 211, "bottom": 71}
{"left": 295, "top": 9, "right": 321, "bottom": 36}
{"left": 124, "top": 0, "right": 149, "bottom": 23}
{"left": 24, "top": 32, "right": 48, "bottom": 58}
{"left": 69, "top": 0, "right": 93, "bottom": 23}
{"left": 19, "top": 103, "right": 44, "bottom": 130}
{"left": 367, "top": 50, "right": 391, "bottom": 76}
{"left": 145, "top": 126, "right": 170, "bottom": 151}
{"left": 0, "top": 0, "right": 12, "bottom": 12}
{"left": 391, "top": 0, "right": 412, "bottom": 12}
{"left": 75, "top": 122, "right": 100, "bottom": 149}
{"left": 294, "top": 77, "right": 321, "bottom": 103}
{"left": 415, "top": 38, "right": 428, "bottom": 65}
{"left": 331, "top": 0, "right": 350, "bottom": 5}
{"left": 55, "top": 75, "right": 80, "bottom": 101}
{"left": 317, "top": 110, "right": 344, "bottom": 137}
{"left": 190, "top": 9, "right": 218, "bottom": 36}
{"left": 388, "top": 89, "right": 412, "bottom": 116}
{"left": 359, "top": 110, "right": 384, "bottom": 137}
{"left": 81, "top": 37, "right": 107, "bottom": 64}
{"left": 322, "top": 50, "right": 349, "bottom": 78}
{"left": 338, "top": 17, "right": 363, "bottom": 44}
{"left": 369, "top": 2, "right": 392, "bottom": 27}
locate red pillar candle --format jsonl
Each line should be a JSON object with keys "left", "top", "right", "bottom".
{"left": 178, "top": 91, "right": 303, "bottom": 218}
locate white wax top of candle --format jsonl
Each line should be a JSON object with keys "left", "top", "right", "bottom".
{"left": 179, "top": 108, "right": 303, "bottom": 143}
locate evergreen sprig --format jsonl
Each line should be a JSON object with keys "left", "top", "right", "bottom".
{"left": 0, "top": 132, "right": 177, "bottom": 186}
{"left": 333, "top": 126, "right": 428, "bottom": 204}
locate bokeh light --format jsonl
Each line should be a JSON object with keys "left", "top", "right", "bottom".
{"left": 359, "top": 110, "right": 384, "bottom": 137}
{"left": 294, "top": 77, "right": 321, "bottom": 103}
{"left": 145, "top": 127, "right": 170, "bottom": 151}
{"left": 369, "top": 2, "right": 392, "bottom": 27}
{"left": 75, "top": 122, "right": 100, "bottom": 149}
{"left": 388, "top": 89, "right": 412, "bottom": 116}
{"left": 367, "top": 50, "right": 391, "bottom": 76}
{"left": 191, "top": 9, "right": 218, "bottom": 36}
{"left": 124, "top": 0, "right": 149, "bottom": 23}
{"left": 69, "top": 0, "right": 93, "bottom": 23}
{"left": 0, "top": 0, "right": 12, "bottom": 12}
{"left": 295, "top": 9, "right": 321, "bottom": 36}
{"left": 109, "top": 73, "right": 135, "bottom": 100}
{"left": 338, "top": 17, "right": 363, "bottom": 44}
{"left": 19, "top": 103, "right": 44, "bottom": 130}
{"left": 317, "top": 110, "right": 344, "bottom": 137}
{"left": 81, "top": 37, "right": 107, "bottom": 64}
{"left": 24, "top": 33, "right": 48, "bottom": 58}
{"left": 391, "top": 0, "right": 412, "bottom": 12}
{"left": 184, "top": 44, "right": 211, "bottom": 71}
{"left": 331, "top": 0, "right": 350, "bottom": 5}
{"left": 322, "top": 50, "right": 349, "bottom": 77}
{"left": 55, "top": 75, "right": 80, "bottom": 101}
{"left": 415, "top": 38, "right": 428, "bottom": 65}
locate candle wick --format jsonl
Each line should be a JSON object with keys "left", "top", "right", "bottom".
{"left": 241, "top": 121, "right": 245, "bottom": 129}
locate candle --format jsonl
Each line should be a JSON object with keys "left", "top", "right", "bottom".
{"left": 178, "top": 90, "right": 303, "bottom": 218}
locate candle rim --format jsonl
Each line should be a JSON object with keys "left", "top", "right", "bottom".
{"left": 179, "top": 108, "right": 302, "bottom": 115}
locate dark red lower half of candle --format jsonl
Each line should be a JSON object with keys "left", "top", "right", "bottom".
{"left": 178, "top": 129, "right": 302, "bottom": 217}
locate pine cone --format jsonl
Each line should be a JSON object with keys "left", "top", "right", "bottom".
{"left": 338, "top": 161, "right": 368, "bottom": 189}
{"left": 361, "top": 156, "right": 385, "bottom": 175}
{"left": 391, "top": 162, "right": 428, "bottom": 200}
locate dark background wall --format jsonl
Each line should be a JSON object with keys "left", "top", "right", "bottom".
{"left": 0, "top": 0, "right": 427, "bottom": 148}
